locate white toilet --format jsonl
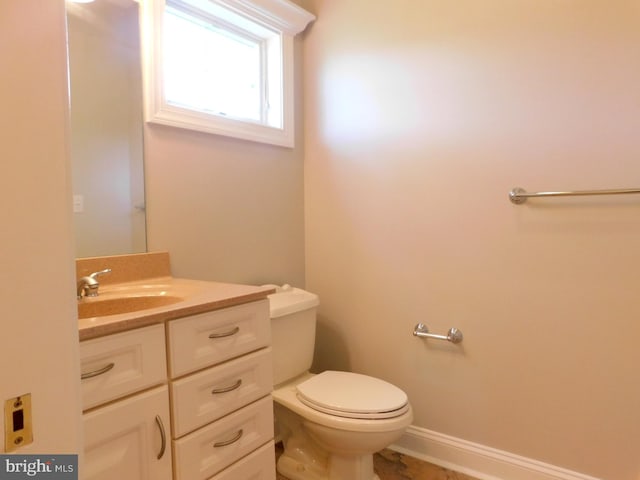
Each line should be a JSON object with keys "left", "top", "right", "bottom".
{"left": 267, "top": 285, "right": 413, "bottom": 480}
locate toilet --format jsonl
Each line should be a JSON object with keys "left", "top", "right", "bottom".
{"left": 267, "top": 284, "right": 413, "bottom": 480}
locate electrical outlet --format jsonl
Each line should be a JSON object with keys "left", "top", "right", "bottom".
{"left": 4, "top": 394, "right": 33, "bottom": 452}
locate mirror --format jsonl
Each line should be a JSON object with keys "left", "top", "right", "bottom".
{"left": 67, "top": 0, "right": 147, "bottom": 258}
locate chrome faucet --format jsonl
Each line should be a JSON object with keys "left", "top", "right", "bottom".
{"left": 77, "top": 269, "right": 112, "bottom": 299}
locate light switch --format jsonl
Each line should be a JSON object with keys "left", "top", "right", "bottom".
{"left": 73, "top": 194, "right": 84, "bottom": 213}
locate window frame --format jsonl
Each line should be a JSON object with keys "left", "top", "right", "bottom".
{"left": 140, "top": 0, "right": 314, "bottom": 147}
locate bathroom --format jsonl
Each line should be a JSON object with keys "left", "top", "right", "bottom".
{"left": 1, "top": 0, "right": 639, "bottom": 479}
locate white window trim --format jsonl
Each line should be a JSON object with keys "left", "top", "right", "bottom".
{"left": 140, "top": 0, "right": 314, "bottom": 147}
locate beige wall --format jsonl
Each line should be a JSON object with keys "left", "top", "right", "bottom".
{"left": 303, "top": 1, "right": 640, "bottom": 479}
{"left": 0, "top": 0, "right": 82, "bottom": 454}
{"left": 145, "top": 20, "right": 307, "bottom": 287}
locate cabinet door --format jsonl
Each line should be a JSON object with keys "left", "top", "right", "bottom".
{"left": 83, "top": 385, "right": 172, "bottom": 480}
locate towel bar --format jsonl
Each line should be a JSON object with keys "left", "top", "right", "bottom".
{"left": 509, "top": 187, "right": 640, "bottom": 204}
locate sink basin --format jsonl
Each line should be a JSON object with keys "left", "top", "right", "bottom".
{"left": 78, "top": 295, "right": 183, "bottom": 319}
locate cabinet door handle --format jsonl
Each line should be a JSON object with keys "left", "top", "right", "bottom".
{"left": 213, "top": 429, "right": 243, "bottom": 448}
{"left": 208, "top": 326, "right": 240, "bottom": 339}
{"left": 211, "top": 379, "right": 242, "bottom": 394}
{"left": 155, "top": 415, "right": 166, "bottom": 460}
{"left": 80, "top": 362, "right": 115, "bottom": 380}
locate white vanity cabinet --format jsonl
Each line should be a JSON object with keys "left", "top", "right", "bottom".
{"left": 167, "top": 300, "right": 276, "bottom": 480}
{"left": 79, "top": 299, "right": 275, "bottom": 480}
{"left": 80, "top": 324, "right": 172, "bottom": 480}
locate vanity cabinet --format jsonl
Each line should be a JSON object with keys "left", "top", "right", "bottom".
{"left": 167, "top": 299, "right": 275, "bottom": 480}
{"left": 79, "top": 299, "right": 275, "bottom": 480}
{"left": 80, "top": 324, "right": 172, "bottom": 480}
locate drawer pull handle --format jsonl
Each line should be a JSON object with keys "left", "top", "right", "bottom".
{"left": 213, "top": 429, "right": 243, "bottom": 448}
{"left": 208, "top": 326, "right": 240, "bottom": 339}
{"left": 155, "top": 415, "right": 167, "bottom": 460}
{"left": 80, "top": 362, "right": 115, "bottom": 380}
{"left": 211, "top": 379, "right": 242, "bottom": 394}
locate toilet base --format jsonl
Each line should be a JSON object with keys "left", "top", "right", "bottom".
{"left": 277, "top": 450, "right": 380, "bottom": 480}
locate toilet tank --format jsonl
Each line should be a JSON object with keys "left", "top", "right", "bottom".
{"left": 266, "top": 285, "right": 319, "bottom": 386}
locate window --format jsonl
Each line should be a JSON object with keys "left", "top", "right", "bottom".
{"left": 140, "top": 0, "right": 314, "bottom": 147}
{"left": 163, "top": 5, "right": 264, "bottom": 122}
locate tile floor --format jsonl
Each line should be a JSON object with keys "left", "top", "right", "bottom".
{"left": 275, "top": 445, "right": 480, "bottom": 480}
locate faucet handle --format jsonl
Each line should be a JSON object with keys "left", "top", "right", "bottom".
{"left": 77, "top": 269, "right": 112, "bottom": 299}
{"left": 89, "top": 268, "right": 112, "bottom": 280}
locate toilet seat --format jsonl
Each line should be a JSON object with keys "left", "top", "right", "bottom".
{"left": 296, "top": 371, "right": 409, "bottom": 419}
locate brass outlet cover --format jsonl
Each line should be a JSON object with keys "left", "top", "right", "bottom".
{"left": 4, "top": 393, "right": 33, "bottom": 452}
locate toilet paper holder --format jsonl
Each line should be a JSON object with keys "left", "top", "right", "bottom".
{"left": 413, "top": 323, "right": 463, "bottom": 344}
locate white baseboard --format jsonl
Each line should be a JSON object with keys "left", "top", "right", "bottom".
{"left": 390, "top": 426, "right": 602, "bottom": 480}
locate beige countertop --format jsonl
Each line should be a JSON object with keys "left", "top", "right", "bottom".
{"left": 78, "top": 276, "right": 275, "bottom": 341}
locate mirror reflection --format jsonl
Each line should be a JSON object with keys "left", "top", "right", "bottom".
{"left": 67, "top": 0, "right": 147, "bottom": 258}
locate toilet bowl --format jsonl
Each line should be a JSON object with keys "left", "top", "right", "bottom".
{"left": 267, "top": 285, "right": 413, "bottom": 480}
{"left": 273, "top": 371, "right": 413, "bottom": 480}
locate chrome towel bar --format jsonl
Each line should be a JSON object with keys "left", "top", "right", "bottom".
{"left": 413, "top": 323, "right": 463, "bottom": 344}
{"left": 509, "top": 187, "right": 640, "bottom": 204}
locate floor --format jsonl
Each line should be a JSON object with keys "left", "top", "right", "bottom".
{"left": 275, "top": 445, "right": 480, "bottom": 480}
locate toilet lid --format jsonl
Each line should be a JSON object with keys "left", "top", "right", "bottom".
{"left": 296, "top": 371, "right": 409, "bottom": 419}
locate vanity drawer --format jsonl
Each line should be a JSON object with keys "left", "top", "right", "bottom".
{"left": 167, "top": 300, "right": 270, "bottom": 378}
{"left": 80, "top": 324, "right": 166, "bottom": 410}
{"left": 171, "top": 347, "right": 273, "bottom": 437}
{"left": 209, "top": 441, "right": 276, "bottom": 480}
{"left": 173, "top": 395, "right": 274, "bottom": 480}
